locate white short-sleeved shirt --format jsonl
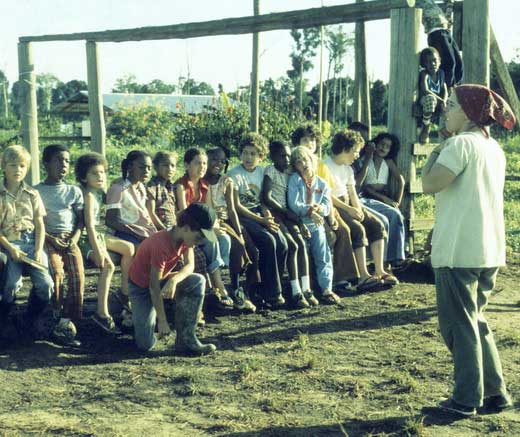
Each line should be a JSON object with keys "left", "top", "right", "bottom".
{"left": 431, "top": 131, "right": 506, "bottom": 268}
{"left": 264, "top": 165, "right": 289, "bottom": 209}
{"left": 323, "top": 156, "right": 355, "bottom": 201}
{"left": 227, "top": 164, "right": 264, "bottom": 211}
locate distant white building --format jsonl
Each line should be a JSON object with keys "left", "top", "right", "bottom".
{"left": 53, "top": 91, "right": 232, "bottom": 115}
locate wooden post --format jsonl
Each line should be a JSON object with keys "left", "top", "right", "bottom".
{"left": 250, "top": 0, "right": 260, "bottom": 132}
{"left": 318, "top": 25, "right": 324, "bottom": 131}
{"left": 452, "top": 0, "right": 462, "bottom": 49}
{"left": 353, "top": 0, "right": 371, "bottom": 137}
{"left": 86, "top": 41, "right": 106, "bottom": 155}
{"left": 17, "top": 42, "right": 40, "bottom": 185}
{"left": 462, "top": 0, "right": 489, "bottom": 86}
{"left": 388, "top": 6, "right": 421, "bottom": 248}
{"left": 490, "top": 27, "right": 520, "bottom": 130}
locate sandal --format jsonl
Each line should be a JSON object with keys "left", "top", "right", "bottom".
{"left": 380, "top": 273, "right": 399, "bottom": 286}
{"left": 292, "top": 293, "right": 310, "bottom": 309}
{"left": 321, "top": 291, "right": 341, "bottom": 305}
{"left": 356, "top": 276, "right": 383, "bottom": 293}
{"left": 91, "top": 313, "right": 122, "bottom": 335}
{"left": 303, "top": 290, "right": 319, "bottom": 307}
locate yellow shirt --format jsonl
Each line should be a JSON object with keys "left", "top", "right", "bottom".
{"left": 0, "top": 180, "right": 46, "bottom": 241}
{"left": 316, "top": 160, "right": 336, "bottom": 190}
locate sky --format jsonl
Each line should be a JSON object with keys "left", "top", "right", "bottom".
{"left": 1, "top": 0, "right": 519, "bottom": 94}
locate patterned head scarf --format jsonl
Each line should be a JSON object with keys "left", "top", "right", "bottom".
{"left": 455, "top": 84, "right": 516, "bottom": 131}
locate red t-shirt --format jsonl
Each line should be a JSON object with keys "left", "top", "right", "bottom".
{"left": 129, "top": 230, "right": 188, "bottom": 288}
{"left": 175, "top": 174, "right": 208, "bottom": 205}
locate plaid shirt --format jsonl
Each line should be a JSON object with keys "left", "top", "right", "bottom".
{"left": 146, "top": 176, "right": 178, "bottom": 228}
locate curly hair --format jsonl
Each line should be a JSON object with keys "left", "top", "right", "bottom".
{"left": 75, "top": 152, "right": 108, "bottom": 186}
{"left": 330, "top": 129, "right": 364, "bottom": 155}
{"left": 121, "top": 150, "right": 151, "bottom": 179}
{"left": 290, "top": 123, "right": 322, "bottom": 147}
{"left": 238, "top": 132, "right": 268, "bottom": 156}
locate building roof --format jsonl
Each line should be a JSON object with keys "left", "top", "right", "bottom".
{"left": 53, "top": 91, "right": 231, "bottom": 115}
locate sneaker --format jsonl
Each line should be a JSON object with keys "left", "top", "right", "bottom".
{"left": 303, "top": 290, "right": 319, "bottom": 306}
{"left": 231, "top": 287, "right": 256, "bottom": 313}
{"left": 52, "top": 319, "right": 81, "bottom": 348}
{"left": 91, "top": 313, "right": 122, "bottom": 335}
{"left": 483, "top": 393, "right": 514, "bottom": 411}
{"left": 438, "top": 398, "right": 476, "bottom": 416}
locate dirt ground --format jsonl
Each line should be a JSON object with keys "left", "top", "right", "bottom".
{"left": 0, "top": 256, "right": 519, "bottom": 437}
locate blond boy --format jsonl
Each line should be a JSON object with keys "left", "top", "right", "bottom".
{"left": 0, "top": 146, "right": 53, "bottom": 340}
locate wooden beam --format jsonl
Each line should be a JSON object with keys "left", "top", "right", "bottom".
{"left": 39, "top": 136, "right": 91, "bottom": 142}
{"left": 250, "top": 0, "right": 260, "bottom": 133}
{"left": 412, "top": 142, "right": 437, "bottom": 156}
{"left": 20, "top": 0, "right": 416, "bottom": 43}
{"left": 462, "top": 0, "right": 490, "bottom": 86}
{"left": 409, "top": 217, "right": 435, "bottom": 231}
{"left": 353, "top": 0, "right": 371, "bottom": 137}
{"left": 86, "top": 41, "right": 106, "bottom": 155}
{"left": 490, "top": 27, "right": 520, "bottom": 130}
{"left": 17, "top": 42, "right": 40, "bottom": 185}
{"left": 318, "top": 25, "right": 324, "bottom": 131}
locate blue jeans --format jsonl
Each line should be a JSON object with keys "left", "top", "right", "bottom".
{"left": 307, "top": 224, "right": 333, "bottom": 292}
{"left": 199, "top": 237, "right": 226, "bottom": 274}
{"left": 217, "top": 233, "right": 231, "bottom": 267}
{"left": 129, "top": 273, "right": 206, "bottom": 351}
{"left": 361, "top": 198, "right": 406, "bottom": 263}
{"left": 240, "top": 217, "right": 288, "bottom": 301}
{"left": 2, "top": 232, "right": 53, "bottom": 305}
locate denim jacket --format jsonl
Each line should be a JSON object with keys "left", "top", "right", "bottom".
{"left": 287, "top": 173, "right": 332, "bottom": 226}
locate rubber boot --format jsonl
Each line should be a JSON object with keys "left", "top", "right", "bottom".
{"left": 174, "top": 287, "right": 216, "bottom": 356}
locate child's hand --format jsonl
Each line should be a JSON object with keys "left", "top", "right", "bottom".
{"left": 328, "top": 215, "right": 339, "bottom": 231}
{"left": 9, "top": 246, "right": 27, "bottom": 262}
{"left": 157, "top": 320, "right": 172, "bottom": 338}
{"left": 365, "top": 142, "right": 376, "bottom": 158}
{"left": 310, "top": 211, "right": 324, "bottom": 226}
{"left": 261, "top": 216, "right": 280, "bottom": 233}
{"left": 347, "top": 206, "right": 364, "bottom": 222}
{"left": 34, "top": 249, "right": 44, "bottom": 265}
{"left": 300, "top": 223, "right": 311, "bottom": 240}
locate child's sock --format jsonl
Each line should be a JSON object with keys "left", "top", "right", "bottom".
{"left": 301, "top": 276, "right": 311, "bottom": 293}
{"left": 290, "top": 279, "right": 302, "bottom": 297}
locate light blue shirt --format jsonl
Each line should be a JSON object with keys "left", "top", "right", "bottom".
{"left": 287, "top": 173, "right": 332, "bottom": 226}
{"left": 35, "top": 182, "right": 83, "bottom": 234}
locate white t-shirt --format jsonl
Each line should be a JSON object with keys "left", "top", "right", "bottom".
{"left": 431, "top": 131, "right": 506, "bottom": 268}
{"left": 227, "top": 164, "right": 264, "bottom": 211}
{"left": 323, "top": 156, "right": 355, "bottom": 200}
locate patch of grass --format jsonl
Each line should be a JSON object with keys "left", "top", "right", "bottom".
{"left": 385, "top": 371, "right": 419, "bottom": 394}
{"left": 497, "top": 332, "right": 520, "bottom": 348}
{"left": 402, "top": 415, "right": 426, "bottom": 437}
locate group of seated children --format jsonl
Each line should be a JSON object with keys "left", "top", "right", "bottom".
{"left": 0, "top": 122, "right": 407, "bottom": 354}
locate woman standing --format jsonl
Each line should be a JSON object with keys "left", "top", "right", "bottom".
{"left": 422, "top": 84, "right": 515, "bottom": 416}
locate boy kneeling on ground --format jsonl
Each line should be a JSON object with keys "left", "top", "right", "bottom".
{"left": 128, "top": 202, "right": 217, "bottom": 355}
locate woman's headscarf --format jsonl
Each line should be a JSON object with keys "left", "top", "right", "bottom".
{"left": 455, "top": 84, "right": 516, "bottom": 131}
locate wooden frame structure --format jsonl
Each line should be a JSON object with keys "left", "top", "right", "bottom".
{"left": 18, "top": 0, "right": 516, "bottom": 248}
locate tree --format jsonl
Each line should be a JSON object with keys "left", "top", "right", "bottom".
{"left": 324, "top": 26, "right": 354, "bottom": 123}
{"left": 36, "top": 73, "right": 60, "bottom": 114}
{"left": 370, "top": 79, "right": 388, "bottom": 126}
{"left": 112, "top": 74, "right": 142, "bottom": 93}
{"left": 287, "top": 28, "right": 321, "bottom": 111}
{"left": 181, "top": 79, "right": 214, "bottom": 95}
{"left": 0, "top": 70, "right": 9, "bottom": 118}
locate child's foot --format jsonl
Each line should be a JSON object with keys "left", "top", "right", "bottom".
{"left": 52, "top": 319, "right": 81, "bottom": 347}
{"left": 265, "top": 295, "right": 285, "bottom": 310}
{"left": 303, "top": 290, "right": 319, "bottom": 306}
{"left": 91, "top": 313, "right": 122, "bottom": 335}
{"left": 320, "top": 290, "right": 341, "bottom": 305}
{"left": 114, "top": 289, "right": 131, "bottom": 312}
{"left": 292, "top": 292, "right": 310, "bottom": 309}
{"left": 230, "top": 287, "right": 256, "bottom": 313}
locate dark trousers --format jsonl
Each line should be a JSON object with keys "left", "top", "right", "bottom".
{"left": 240, "top": 217, "right": 288, "bottom": 302}
{"left": 428, "top": 29, "right": 463, "bottom": 87}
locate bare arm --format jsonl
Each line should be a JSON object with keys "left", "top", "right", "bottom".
{"left": 149, "top": 266, "right": 171, "bottom": 336}
{"left": 224, "top": 181, "right": 244, "bottom": 237}
{"left": 386, "top": 159, "right": 405, "bottom": 205}
{"left": 84, "top": 191, "right": 107, "bottom": 260}
{"left": 146, "top": 197, "right": 167, "bottom": 231}
{"left": 175, "top": 185, "right": 187, "bottom": 211}
{"left": 105, "top": 208, "right": 143, "bottom": 240}
{"left": 354, "top": 144, "right": 375, "bottom": 188}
